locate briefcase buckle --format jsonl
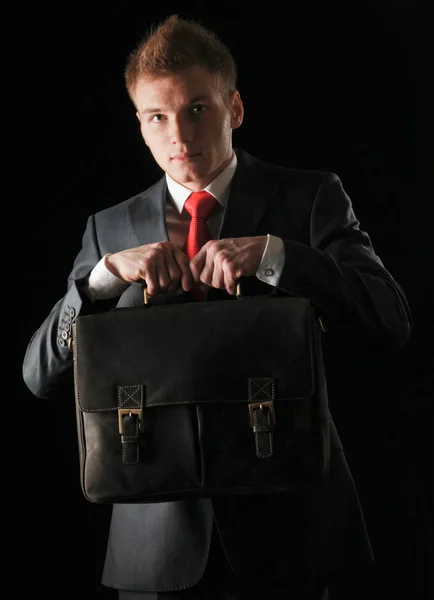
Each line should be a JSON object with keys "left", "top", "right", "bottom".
{"left": 118, "top": 408, "right": 143, "bottom": 434}
{"left": 248, "top": 401, "right": 276, "bottom": 427}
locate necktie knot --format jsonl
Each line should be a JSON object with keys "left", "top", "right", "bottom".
{"left": 184, "top": 191, "right": 217, "bottom": 221}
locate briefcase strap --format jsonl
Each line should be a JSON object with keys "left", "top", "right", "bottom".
{"left": 117, "top": 385, "right": 144, "bottom": 465}
{"left": 248, "top": 378, "right": 276, "bottom": 459}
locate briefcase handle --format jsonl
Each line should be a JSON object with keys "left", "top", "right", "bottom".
{"left": 142, "top": 284, "right": 326, "bottom": 331}
{"left": 143, "top": 282, "right": 241, "bottom": 305}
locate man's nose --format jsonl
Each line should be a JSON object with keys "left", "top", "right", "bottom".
{"left": 169, "top": 117, "right": 193, "bottom": 144}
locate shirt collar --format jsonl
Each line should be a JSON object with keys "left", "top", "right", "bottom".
{"left": 165, "top": 152, "right": 237, "bottom": 214}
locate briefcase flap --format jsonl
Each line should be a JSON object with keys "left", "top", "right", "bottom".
{"left": 73, "top": 296, "right": 317, "bottom": 413}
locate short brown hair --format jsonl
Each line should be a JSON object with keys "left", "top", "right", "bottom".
{"left": 124, "top": 15, "right": 238, "bottom": 103}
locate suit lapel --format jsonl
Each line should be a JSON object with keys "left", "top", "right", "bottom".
{"left": 128, "top": 177, "right": 169, "bottom": 246}
{"left": 207, "top": 149, "right": 283, "bottom": 301}
{"left": 218, "top": 148, "right": 281, "bottom": 240}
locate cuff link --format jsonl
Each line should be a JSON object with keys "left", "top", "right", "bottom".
{"left": 264, "top": 268, "right": 274, "bottom": 277}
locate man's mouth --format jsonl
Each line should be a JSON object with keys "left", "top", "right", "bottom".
{"left": 171, "top": 153, "right": 201, "bottom": 161}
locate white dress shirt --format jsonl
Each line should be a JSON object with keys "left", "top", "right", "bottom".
{"left": 86, "top": 152, "right": 285, "bottom": 301}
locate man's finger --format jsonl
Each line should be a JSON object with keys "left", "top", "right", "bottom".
{"left": 189, "top": 246, "right": 207, "bottom": 281}
{"left": 157, "top": 263, "right": 173, "bottom": 291}
{"left": 172, "top": 247, "right": 193, "bottom": 291}
{"left": 140, "top": 264, "right": 158, "bottom": 295}
{"left": 163, "top": 250, "right": 183, "bottom": 292}
{"left": 222, "top": 264, "right": 238, "bottom": 295}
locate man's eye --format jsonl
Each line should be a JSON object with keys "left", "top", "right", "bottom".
{"left": 190, "top": 105, "right": 206, "bottom": 115}
{"left": 150, "top": 114, "right": 165, "bottom": 123}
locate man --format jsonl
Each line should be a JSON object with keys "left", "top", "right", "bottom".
{"left": 22, "top": 14, "right": 412, "bottom": 600}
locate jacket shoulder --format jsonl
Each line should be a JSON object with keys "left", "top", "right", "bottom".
{"left": 234, "top": 147, "right": 336, "bottom": 187}
{"left": 92, "top": 178, "right": 165, "bottom": 222}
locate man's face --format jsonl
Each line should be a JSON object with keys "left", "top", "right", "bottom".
{"left": 133, "top": 66, "right": 244, "bottom": 191}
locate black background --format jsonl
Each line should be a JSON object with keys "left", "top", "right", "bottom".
{"left": 19, "top": 2, "right": 432, "bottom": 598}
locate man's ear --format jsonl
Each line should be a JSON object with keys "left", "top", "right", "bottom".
{"left": 230, "top": 91, "right": 244, "bottom": 129}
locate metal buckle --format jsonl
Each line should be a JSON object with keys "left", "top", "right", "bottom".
{"left": 248, "top": 400, "right": 276, "bottom": 428}
{"left": 118, "top": 408, "right": 143, "bottom": 434}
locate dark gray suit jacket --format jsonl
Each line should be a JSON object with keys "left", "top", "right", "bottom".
{"left": 22, "top": 148, "right": 412, "bottom": 592}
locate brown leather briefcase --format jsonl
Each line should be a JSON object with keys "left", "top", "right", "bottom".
{"left": 71, "top": 287, "right": 330, "bottom": 504}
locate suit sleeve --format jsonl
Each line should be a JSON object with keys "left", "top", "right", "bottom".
{"left": 277, "top": 172, "right": 412, "bottom": 348}
{"left": 22, "top": 215, "right": 118, "bottom": 399}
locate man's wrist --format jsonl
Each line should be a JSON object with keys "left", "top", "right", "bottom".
{"left": 85, "top": 254, "right": 130, "bottom": 301}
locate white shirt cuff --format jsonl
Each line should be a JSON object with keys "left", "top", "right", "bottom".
{"left": 256, "top": 235, "right": 285, "bottom": 287}
{"left": 86, "top": 254, "right": 130, "bottom": 302}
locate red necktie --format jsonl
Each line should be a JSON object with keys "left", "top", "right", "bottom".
{"left": 184, "top": 191, "right": 217, "bottom": 260}
{"left": 184, "top": 191, "right": 217, "bottom": 300}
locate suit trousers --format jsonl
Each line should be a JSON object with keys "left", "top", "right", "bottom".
{"left": 116, "top": 523, "right": 328, "bottom": 600}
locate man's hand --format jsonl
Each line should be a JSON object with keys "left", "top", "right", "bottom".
{"left": 105, "top": 241, "right": 193, "bottom": 296}
{"left": 189, "top": 236, "right": 267, "bottom": 295}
